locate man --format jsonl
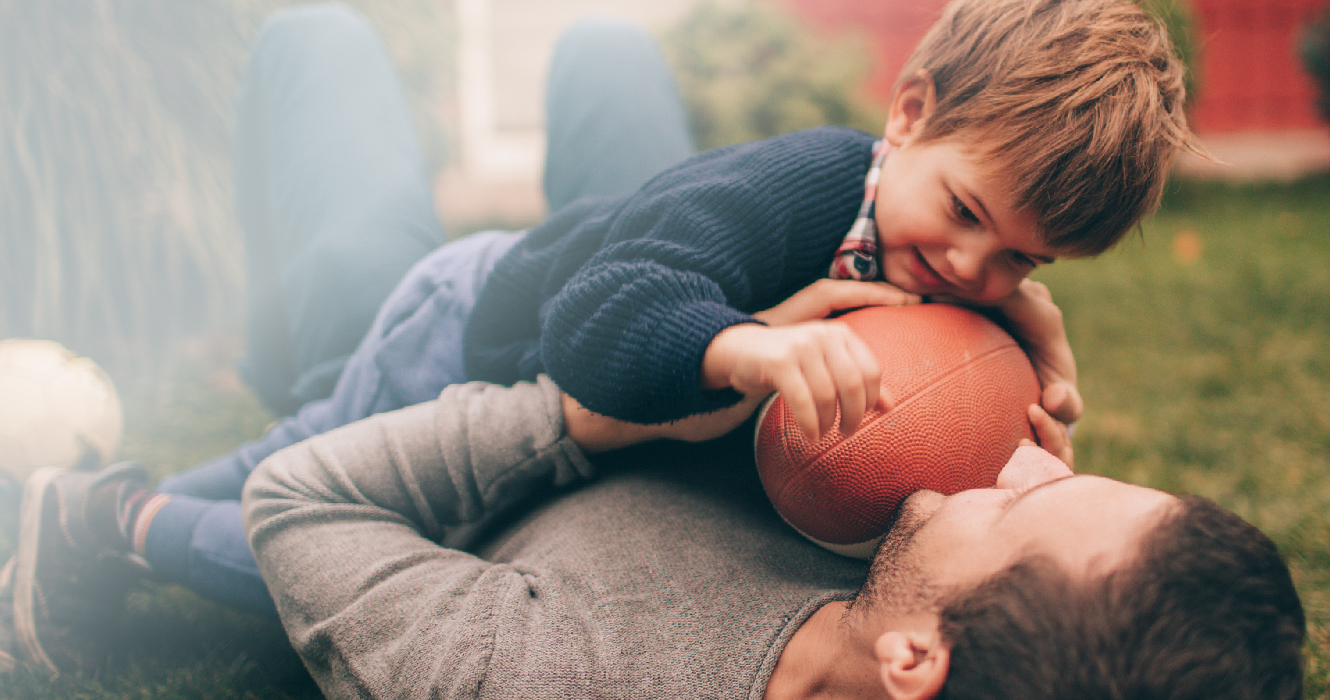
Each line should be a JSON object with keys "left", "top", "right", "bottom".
{"left": 241, "top": 377, "right": 1304, "bottom": 699}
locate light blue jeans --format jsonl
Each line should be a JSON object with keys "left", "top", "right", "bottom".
{"left": 148, "top": 4, "right": 695, "bottom": 617}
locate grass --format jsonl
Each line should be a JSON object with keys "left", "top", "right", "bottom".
{"left": 0, "top": 171, "right": 1327, "bottom": 696}
{"left": 1034, "top": 172, "right": 1330, "bottom": 696}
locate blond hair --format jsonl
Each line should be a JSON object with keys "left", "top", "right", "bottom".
{"left": 899, "top": 0, "right": 1206, "bottom": 256}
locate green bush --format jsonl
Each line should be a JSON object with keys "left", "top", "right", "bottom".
{"left": 1302, "top": 7, "right": 1330, "bottom": 122}
{"left": 659, "top": 1, "right": 886, "bottom": 151}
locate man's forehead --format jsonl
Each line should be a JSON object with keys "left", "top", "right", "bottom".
{"left": 1011, "top": 475, "right": 1176, "bottom": 576}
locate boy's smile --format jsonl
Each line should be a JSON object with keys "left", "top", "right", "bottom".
{"left": 873, "top": 136, "right": 1057, "bottom": 304}
{"left": 873, "top": 74, "right": 1060, "bottom": 305}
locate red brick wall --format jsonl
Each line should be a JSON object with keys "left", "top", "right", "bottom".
{"left": 1188, "top": 0, "right": 1325, "bottom": 132}
{"left": 774, "top": 0, "right": 1328, "bottom": 134}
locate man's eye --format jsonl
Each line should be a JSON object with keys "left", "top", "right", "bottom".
{"left": 952, "top": 195, "right": 980, "bottom": 224}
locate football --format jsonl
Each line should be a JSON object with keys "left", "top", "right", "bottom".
{"left": 754, "top": 304, "right": 1040, "bottom": 559}
{"left": 0, "top": 339, "right": 123, "bottom": 484}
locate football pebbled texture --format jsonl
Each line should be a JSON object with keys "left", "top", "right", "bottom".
{"left": 754, "top": 304, "right": 1039, "bottom": 558}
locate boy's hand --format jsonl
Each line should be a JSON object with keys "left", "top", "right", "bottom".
{"left": 752, "top": 278, "right": 921, "bottom": 326}
{"left": 997, "top": 279, "right": 1084, "bottom": 425}
{"left": 1024, "top": 404, "right": 1073, "bottom": 468}
{"left": 703, "top": 279, "right": 921, "bottom": 442}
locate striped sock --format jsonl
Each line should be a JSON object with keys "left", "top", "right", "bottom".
{"left": 118, "top": 491, "right": 172, "bottom": 559}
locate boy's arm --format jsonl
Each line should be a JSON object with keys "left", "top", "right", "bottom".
{"left": 538, "top": 128, "right": 876, "bottom": 425}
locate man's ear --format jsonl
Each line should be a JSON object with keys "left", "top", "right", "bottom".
{"left": 884, "top": 71, "right": 937, "bottom": 148}
{"left": 875, "top": 624, "right": 950, "bottom": 700}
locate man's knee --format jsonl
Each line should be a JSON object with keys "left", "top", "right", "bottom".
{"left": 550, "top": 17, "right": 666, "bottom": 87}
{"left": 251, "top": 3, "right": 383, "bottom": 74}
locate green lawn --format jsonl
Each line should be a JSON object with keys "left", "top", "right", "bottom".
{"left": 1, "top": 172, "right": 1328, "bottom": 697}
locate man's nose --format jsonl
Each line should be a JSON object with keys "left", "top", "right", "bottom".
{"left": 994, "top": 445, "right": 1073, "bottom": 492}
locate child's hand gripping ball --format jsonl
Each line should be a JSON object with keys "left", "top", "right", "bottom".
{"left": 754, "top": 304, "right": 1039, "bottom": 559}
{"left": 0, "top": 339, "right": 123, "bottom": 484}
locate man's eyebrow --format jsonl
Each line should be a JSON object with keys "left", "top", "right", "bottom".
{"left": 1003, "top": 474, "right": 1076, "bottom": 514}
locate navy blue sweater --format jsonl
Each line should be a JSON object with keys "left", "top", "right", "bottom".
{"left": 465, "top": 126, "right": 876, "bottom": 424}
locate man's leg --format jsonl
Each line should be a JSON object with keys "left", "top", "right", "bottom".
{"left": 4, "top": 7, "right": 441, "bottom": 667}
{"left": 236, "top": 3, "right": 444, "bottom": 417}
{"left": 543, "top": 17, "right": 696, "bottom": 212}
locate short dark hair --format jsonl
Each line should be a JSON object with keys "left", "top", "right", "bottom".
{"left": 937, "top": 496, "right": 1306, "bottom": 700}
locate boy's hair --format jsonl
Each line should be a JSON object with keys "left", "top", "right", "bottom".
{"left": 898, "top": 0, "right": 1205, "bottom": 256}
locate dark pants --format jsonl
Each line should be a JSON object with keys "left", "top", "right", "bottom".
{"left": 148, "top": 4, "right": 695, "bottom": 617}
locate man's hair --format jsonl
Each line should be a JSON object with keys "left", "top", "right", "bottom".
{"left": 898, "top": 0, "right": 1206, "bottom": 256}
{"left": 936, "top": 495, "right": 1306, "bottom": 700}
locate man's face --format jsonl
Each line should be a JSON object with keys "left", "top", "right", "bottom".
{"left": 873, "top": 137, "right": 1059, "bottom": 305}
{"left": 878, "top": 447, "right": 1177, "bottom": 602}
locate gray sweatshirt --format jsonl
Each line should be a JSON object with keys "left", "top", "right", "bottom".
{"left": 243, "top": 377, "right": 868, "bottom": 699}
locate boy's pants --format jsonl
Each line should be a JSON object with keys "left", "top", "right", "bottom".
{"left": 146, "top": 4, "right": 695, "bottom": 617}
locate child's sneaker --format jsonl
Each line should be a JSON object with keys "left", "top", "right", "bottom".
{"left": 11, "top": 464, "right": 149, "bottom": 677}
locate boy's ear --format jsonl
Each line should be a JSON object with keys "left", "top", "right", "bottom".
{"left": 875, "top": 623, "right": 950, "bottom": 700}
{"left": 885, "top": 71, "right": 938, "bottom": 147}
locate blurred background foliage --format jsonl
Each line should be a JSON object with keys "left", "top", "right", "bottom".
{"left": 659, "top": 0, "right": 886, "bottom": 150}
{"left": 0, "top": 0, "right": 455, "bottom": 378}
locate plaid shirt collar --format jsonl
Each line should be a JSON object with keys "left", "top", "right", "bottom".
{"left": 828, "top": 139, "right": 890, "bottom": 281}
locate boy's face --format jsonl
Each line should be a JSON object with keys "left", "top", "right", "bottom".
{"left": 874, "top": 76, "right": 1059, "bottom": 305}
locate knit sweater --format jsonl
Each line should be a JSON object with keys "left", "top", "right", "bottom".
{"left": 465, "top": 126, "right": 876, "bottom": 423}
{"left": 243, "top": 377, "right": 867, "bottom": 699}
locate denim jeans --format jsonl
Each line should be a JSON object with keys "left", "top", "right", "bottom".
{"left": 148, "top": 4, "right": 695, "bottom": 617}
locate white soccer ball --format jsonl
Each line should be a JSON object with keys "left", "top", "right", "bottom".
{"left": 0, "top": 339, "right": 123, "bottom": 483}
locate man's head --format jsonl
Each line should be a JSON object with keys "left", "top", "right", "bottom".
{"left": 848, "top": 447, "right": 1305, "bottom": 700}
{"left": 871, "top": 0, "right": 1203, "bottom": 304}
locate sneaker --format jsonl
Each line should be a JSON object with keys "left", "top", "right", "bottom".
{"left": 11, "top": 464, "right": 149, "bottom": 677}
{"left": 0, "top": 558, "right": 18, "bottom": 674}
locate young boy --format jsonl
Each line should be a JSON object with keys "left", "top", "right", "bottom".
{"left": 3, "top": 0, "right": 1201, "bottom": 676}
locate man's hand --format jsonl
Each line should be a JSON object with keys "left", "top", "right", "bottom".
{"left": 702, "top": 279, "right": 920, "bottom": 442}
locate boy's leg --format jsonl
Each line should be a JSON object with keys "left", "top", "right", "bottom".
{"left": 236, "top": 3, "right": 444, "bottom": 418}
{"left": 543, "top": 17, "right": 696, "bottom": 212}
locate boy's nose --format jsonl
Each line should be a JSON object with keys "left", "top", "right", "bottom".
{"left": 946, "top": 239, "right": 994, "bottom": 284}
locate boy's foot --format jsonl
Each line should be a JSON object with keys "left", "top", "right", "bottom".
{"left": 11, "top": 464, "right": 149, "bottom": 677}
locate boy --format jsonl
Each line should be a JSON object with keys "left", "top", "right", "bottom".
{"left": 4, "top": 0, "right": 1202, "bottom": 676}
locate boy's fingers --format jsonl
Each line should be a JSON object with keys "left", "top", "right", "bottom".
{"left": 1027, "top": 404, "right": 1074, "bottom": 470}
{"left": 826, "top": 342, "right": 868, "bottom": 435}
{"left": 779, "top": 370, "right": 826, "bottom": 442}
{"left": 1041, "top": 381, "right": 1084, "bottom": 425}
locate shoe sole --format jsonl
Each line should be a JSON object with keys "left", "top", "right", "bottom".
{"left": 12, "top": 466, "right": 67, "bottom": 677}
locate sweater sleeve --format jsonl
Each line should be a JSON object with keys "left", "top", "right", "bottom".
{"left": 540, "top": 127, "right": 873, "bottom": 423}
{"left": 241, "top": 376, "right": 592, "bottom": 700}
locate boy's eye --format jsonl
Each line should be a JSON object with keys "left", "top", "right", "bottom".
{"left": 952, "top": 195, "right": 980, "bottom": 224}
{"left": 1008, "top": 251, "right": 1040, "bottom": 268}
